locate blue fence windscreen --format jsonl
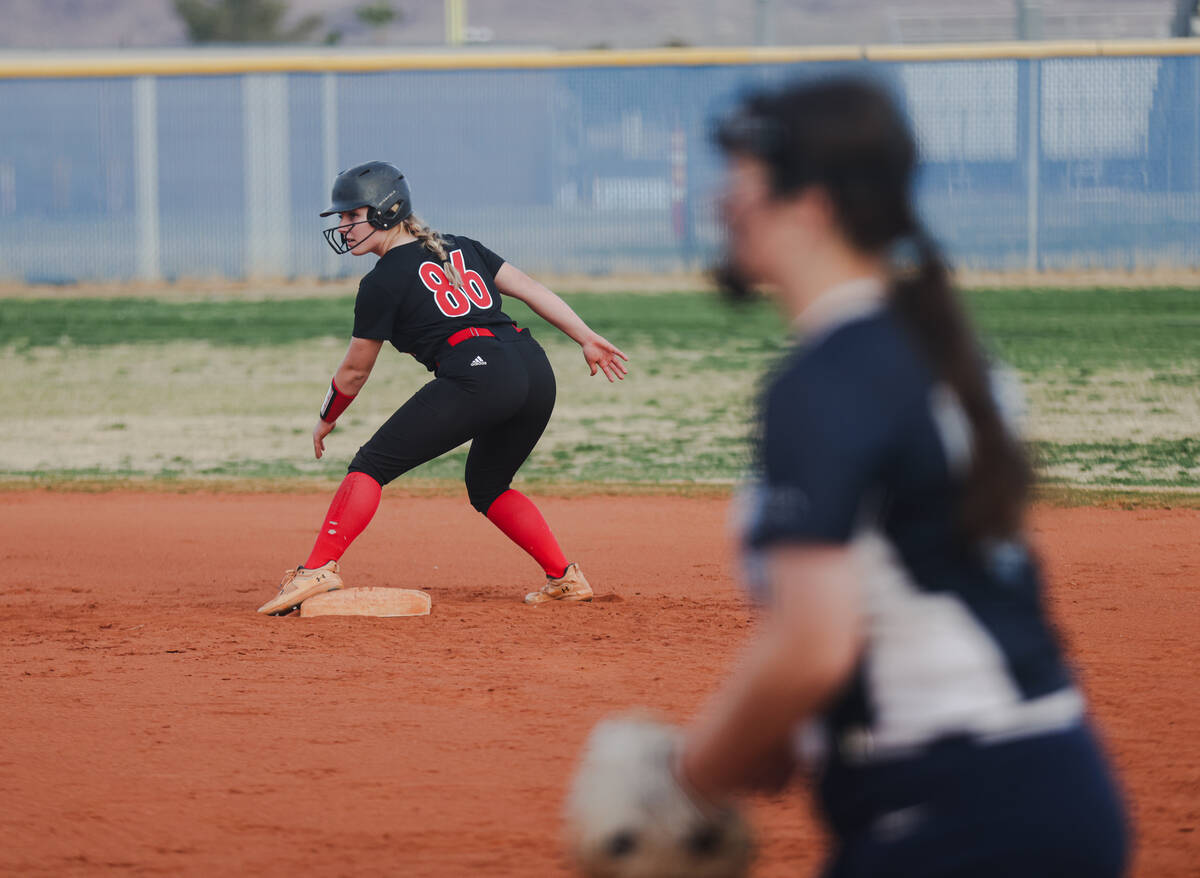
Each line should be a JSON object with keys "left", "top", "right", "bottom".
{"left": 0, "top": 54, "right": 1197, "bottom": 283}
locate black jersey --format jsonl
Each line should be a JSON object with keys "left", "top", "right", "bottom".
{"left": 740, "top": 300, "right": 1080, "bottom": 769}
{"left": 352, "top": 235, "right": 517, "bottom": 370}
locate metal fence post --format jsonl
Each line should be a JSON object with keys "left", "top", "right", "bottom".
{"left": 243, "top": 74, "right": 291, "bottom": 278}
{"left": 133, "top": 75, "right": 160, "bottom": 282}
{"left": 1026, "top": 58, "right": 1041, "bottom": 272}
{"left": 321, "top": 72, "right": 339, "bottom": 278}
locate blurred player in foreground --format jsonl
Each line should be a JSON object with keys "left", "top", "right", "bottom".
{"left": 566, "top": 77, "right": 1128, "bottom": 877}
{"left": 257, "top": 162, "right": 626, "bottom": 615}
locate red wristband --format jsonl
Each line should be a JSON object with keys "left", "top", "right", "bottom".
{"left": 319, "top": 378, "right": 356, "bottom": 424}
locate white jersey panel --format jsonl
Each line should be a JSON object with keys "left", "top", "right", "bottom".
{"left": 847, "top": 531, "right": 1083, "bottom": 762}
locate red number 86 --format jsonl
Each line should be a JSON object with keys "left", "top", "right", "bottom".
{"left": 421, "top": 249, "right": 494, "bottom": 317}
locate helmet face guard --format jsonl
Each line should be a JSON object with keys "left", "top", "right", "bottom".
{"left": 320, "top": 161, "right": 412, "bottom": 254}
{"left": 322, "top": 217, "right": 376, "bottom": 255}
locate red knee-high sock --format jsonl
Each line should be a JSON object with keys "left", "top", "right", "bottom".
{"left": 485, "top": 489, "right": 569, "bottom": 578}
{"left": 303, "top": 472, "right": 382, "bottom": 569}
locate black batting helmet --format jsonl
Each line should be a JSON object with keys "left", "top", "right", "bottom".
{"left": 320, "top": 161, "right": 412, "bottom": 230}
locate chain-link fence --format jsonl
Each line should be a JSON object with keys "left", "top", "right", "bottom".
{"left": 1, "top": 45, "right": 1197, "bottom": 283}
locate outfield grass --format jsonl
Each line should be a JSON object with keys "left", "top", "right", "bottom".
{"left": 0, "top": 290, "right": 783, "bottom": 351}
{"left": 966, "top": 287, "right": 1199, "bottom": 372}
{"left": 4, "top": 286, "right": 1194, "bottom": 366}
{"left": 2, "top": 287, "right": 1197, "bottom": 494}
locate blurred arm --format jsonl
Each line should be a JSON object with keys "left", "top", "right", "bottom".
{"left": 678, "top": 544, "right": 864, "bottom": 801}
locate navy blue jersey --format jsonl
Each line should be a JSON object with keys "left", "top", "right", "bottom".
{"left": 741, "top": 303, "right": 1080, "bottom": 772}
{"left": 352, "top": 235, "right": 517, "bottom": 370}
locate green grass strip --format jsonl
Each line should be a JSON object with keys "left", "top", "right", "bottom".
{"left": 0, "top": 292, "right": 781, "bottom": 350}
{"left": 965, "top": 286, "right": 1200, "bottom": 373}
{"left": 0, "top": 297, "right": 357, "bottom": 348}
{"left": 3, "top": 287, "right": 1196, "bottom": 373}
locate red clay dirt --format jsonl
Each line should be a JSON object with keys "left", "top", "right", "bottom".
{"left": 0, "top": 491, "right": 1196, "bottom": 877}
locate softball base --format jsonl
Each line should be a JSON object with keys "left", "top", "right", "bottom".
{"left": 299, "top": 587, "right": 431, "bottom": 618}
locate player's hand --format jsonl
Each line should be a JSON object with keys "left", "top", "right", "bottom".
{"left": 581, "top": 334, "right": 629, "bottom": 382}
{"left": 313, "top": 418, "right": 335, "bottom": 459}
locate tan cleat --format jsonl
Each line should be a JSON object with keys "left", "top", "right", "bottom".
{"left": 524, "top": 562, "right": 593, "bottom": 605}
{"left": 257, "top": 560, "right": 344, "bottom": 615}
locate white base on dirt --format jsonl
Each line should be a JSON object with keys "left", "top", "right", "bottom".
{"left": 299, "top": 587, "right": 431, "bottom": 618}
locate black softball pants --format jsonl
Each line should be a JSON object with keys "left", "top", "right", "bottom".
{"left": 348, "top": 326, "right": 556, "bottom": 514}
{"left": 819, "top": 722, "right": 1128, "bottom": 878}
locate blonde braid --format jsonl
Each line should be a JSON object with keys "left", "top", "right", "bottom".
{"left": 403, "top": 214, "right": 463, "bottom": 289}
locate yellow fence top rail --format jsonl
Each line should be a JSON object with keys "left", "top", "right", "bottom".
{"left": 2, "top": 39, "right": 1200, "bottom": 79}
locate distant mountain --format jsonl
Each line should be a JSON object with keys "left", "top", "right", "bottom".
{"left": 0, "top": 0, "right": 1181, "bottom": 51}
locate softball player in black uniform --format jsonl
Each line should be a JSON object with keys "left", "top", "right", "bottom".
{"left": 258, "top": 161, "right": 627, "bottom": 615}
{"left": 662, "top": 78, "right": 1128, "bottom": 875}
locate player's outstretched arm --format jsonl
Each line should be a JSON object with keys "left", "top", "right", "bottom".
{"left": 312, "top": 337, "right": 384, "bottom": 459}
{"left": 494, "top": 263, "right": 629, "bottom": 382}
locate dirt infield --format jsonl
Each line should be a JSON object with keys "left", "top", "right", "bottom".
{"left": 1, "top": 491, "right": 1196, "bottom": 877}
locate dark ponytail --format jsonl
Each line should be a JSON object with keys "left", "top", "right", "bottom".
{"left": 716, "top": 76, "right": 1032, "bottom": 542}
{"left": 890, "top": 231, "right": 1032, "bottom": 541}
